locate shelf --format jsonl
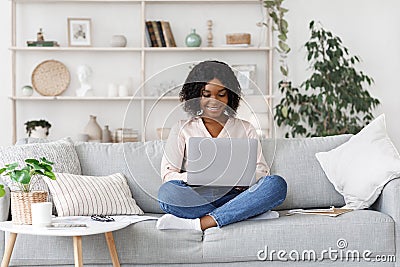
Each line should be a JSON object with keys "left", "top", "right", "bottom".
{"left": 144, "top": 47, "right": 272, "bottom": 52}
{"left": 9, "top": 96, "right": 181, "bottom": 101}
{"left": 10, "top": 95, "right": 272, "bottom": 101}
{"left": 10, "top": 47, "right": 142, "bottom": 52}
{"left": 10, "top": 46, "right": 272, "bottom": 52}
{"left": 12, "top": 0, "right": 142, "bottom": 3}
{"left": 12, "top": 0, "right": 261, "bottom": 3}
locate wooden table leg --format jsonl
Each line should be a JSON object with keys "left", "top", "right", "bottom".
{"left": 1, "top": 232, "right": 17, "bottom": 267}
{"left": 104, "top": 232, "right": 120, "bottom": 267}
{"left": 73, "top": 236, "right": 83, "bottom": 267}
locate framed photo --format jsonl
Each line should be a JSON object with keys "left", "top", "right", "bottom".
{"left": 68, "top": 18, "right": 92, "bottom": 47}
{"left": 231, "top": 64, "right": 256, "bottom": 95}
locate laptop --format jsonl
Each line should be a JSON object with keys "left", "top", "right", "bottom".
{"left": 186, "top": 137, "right": 258, "bottom": 187}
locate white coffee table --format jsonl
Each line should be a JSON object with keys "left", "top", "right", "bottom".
{"left": 0, "top": 218, "right": 130, "bottom": 267}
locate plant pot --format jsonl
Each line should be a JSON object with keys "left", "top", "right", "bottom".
{"left": 11, "top": 191, "right": 48, "bottom": 225}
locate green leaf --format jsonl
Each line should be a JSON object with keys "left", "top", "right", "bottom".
{"left": 10, "top": 170, "right": 31, "bottom": 185}
{"left": 278, "top": 40, "right": 290, "bottom": 53}
{"left": 25, "top": 159, "right": 39, "bottom": 165}
{"left": 280, "top": 65, "right": 288, "bottom": 76}
{"left": 40, "top": 157, "right": 54, "bottom": 165}
{"left": 44, "top": 171, "right": 56, "bottom": 180}
{"left": 281, "top": 106, "right": 288, "bottom": 118}
{"left": 0, "top": 185, "right": 5, "bottom": 198}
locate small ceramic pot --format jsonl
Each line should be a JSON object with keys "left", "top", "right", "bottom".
{"left": 21, "top": 85, "right": 34, "bottom": 96}
{"left": 111, "top": 35, "right": 127, "bottom": 47}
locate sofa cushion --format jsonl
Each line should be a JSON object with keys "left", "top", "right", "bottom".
{"left": 203, "top": 210, "right": 394, "bottom": 262}
{"left": 262, "top": 135, "right": 352, "bottom": 210}
{"left": 45, "top": 173, "right": 144, "bottom": 216}
{"left": 0, "top": 138, "right": 82, "bottom": 214}
{"left": 316, "top": 114, "right": 400, "bottom": 210}
{"left": 74, "top": 141, "right": 164, "bottom": 213}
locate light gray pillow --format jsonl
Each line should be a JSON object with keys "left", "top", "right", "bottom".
{"left": 0, "top": 138, "right": 81, "bottom": 197}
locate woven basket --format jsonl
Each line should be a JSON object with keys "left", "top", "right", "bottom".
{"left": 31, "top": 59, "right": 70, "bottom": 96}
{"left": 11, "top": 191, "right": 48, "bottom": 225}
{"left": 226, "top": 33, "right": 251, "bottom": 45}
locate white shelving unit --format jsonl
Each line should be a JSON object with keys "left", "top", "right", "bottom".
{"left": 10, "top": 0, "right": 273, "bottom": 143}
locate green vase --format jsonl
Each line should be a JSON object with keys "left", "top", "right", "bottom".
{"left": 185, "top": 29, "right": 202, "bottom": 47}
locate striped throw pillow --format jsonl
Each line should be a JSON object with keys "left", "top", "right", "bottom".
{"left": 45, "top": 173, "right": 144, "bottom": 216}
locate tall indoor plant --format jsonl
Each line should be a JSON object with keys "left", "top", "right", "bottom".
{"left": 275, "top": 21, "right": 380, "bottom": 137}
{"left": 0, "top": 157, "right": 55, "bottom": 224}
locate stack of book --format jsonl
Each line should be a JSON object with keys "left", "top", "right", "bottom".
{"left": 113, "top": 128, "right": 139, "bottom": 143}
{"left": 145, "top": 21, "right": 176, "bottom": 47}
{"left": 27, "top": 41, "right": 59, "bottom": 47}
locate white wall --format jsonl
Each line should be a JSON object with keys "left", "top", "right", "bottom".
{"left": 0, "top": 0, "right": 399, "bottom": 148}
{"left": 0, "top": 0, "right": 12, "bottom": 146}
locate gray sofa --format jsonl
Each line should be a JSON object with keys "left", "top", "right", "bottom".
{"left": 0, "top": 134, "right": 398, "bottom": 266}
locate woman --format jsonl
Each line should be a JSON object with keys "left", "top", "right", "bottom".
{"left": 157, "top": 60, "right": 287, "bottom": 231}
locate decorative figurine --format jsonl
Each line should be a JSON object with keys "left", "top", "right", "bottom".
{"left": 207, "top": 20, "right": 213, "bottom": 47}
{"left": 76, "top": 65, "right": 94, "bottom": 97}
{"left": 37, "top": 28, "right": 44, "bottom": 42}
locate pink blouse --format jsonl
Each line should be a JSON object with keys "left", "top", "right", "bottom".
{"left": 160, "top": 116, "right": 269, "bottom": 183}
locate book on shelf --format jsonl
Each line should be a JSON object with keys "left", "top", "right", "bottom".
{"left": 145, "top": 20, "right": 176, "bottom": 47}
{"left": 155, "top": 21, "right": 167, "bottom": 47}
{"left": 286, "top": 206, "right": 353, "bottom": 217}
{"left": 151, "top": 21, "right": 163, "bottom": 47}
{"left": 26, "top": 41, "right": 59, "bottom": 47}
{"left": 145, "top": 21, "right": 159, "bottom": 47}
{"left": 161, "top": 21, "right": 176, "bottom": 47}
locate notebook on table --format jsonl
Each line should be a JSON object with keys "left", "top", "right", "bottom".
{"left": 186, "top": 137, "right": 258, "bottom": 187}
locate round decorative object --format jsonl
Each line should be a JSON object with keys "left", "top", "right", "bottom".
{"left": 110, "top": 35, "right": 127, "bottom": 47}
{"left": 31, "top": 60, "right": 70, "bottom": 96}
{"left": 21, "top": 85, "right": 34, "bottom": 96}
{"left": 185, "top": 29, "right": 202, "bottom": 47}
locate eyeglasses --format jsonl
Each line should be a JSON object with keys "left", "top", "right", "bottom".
{"left": 91, "top": 214, "right": 115, "bottom": 222}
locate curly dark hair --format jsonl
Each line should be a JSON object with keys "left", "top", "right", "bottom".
{"left": 179, "top": 60, "right": 241, "bottom": 117}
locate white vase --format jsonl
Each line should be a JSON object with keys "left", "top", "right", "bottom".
{"left": 84, "top": 115, "right": 102, "bottom": 142}
{"left": 30, "top": 126, "right": 48, "bottom": 139}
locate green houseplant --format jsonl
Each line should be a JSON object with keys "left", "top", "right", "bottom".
{"left": 0, "top": 157, "right": 56, "bottom": 224}
{"left": 275, "top": 21, "right": 380, "bottom": 137}
{"left": 263, "top": 0, "right": 290, "bottom": 79}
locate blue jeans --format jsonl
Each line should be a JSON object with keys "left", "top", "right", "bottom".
{"left": 158, "top": 175, "right": 287, "bottom": 227}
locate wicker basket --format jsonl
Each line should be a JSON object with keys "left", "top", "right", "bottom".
{"left": 11, "top": 191, "right": 48, "bottom": 225}
{"left": 226, "top": 33, "right": 251, "bottom": 45}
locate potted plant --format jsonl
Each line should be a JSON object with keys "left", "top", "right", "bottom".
{"left": 274, "top": 21, "right": 380, "bottom": 137}
{"left": 25, "top": 119, "right": 52, "bottom": 138}
{"left": 263, "top": 0, "right": 290, "bottom": 80}
{"left": 0, "top": 157, "right": 55, "bottom": 224}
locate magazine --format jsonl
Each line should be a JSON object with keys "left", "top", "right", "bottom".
{"left": 286, "top": 206, "right": 353, "bottom": 217}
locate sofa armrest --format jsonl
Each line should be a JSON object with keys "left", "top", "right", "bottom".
{"left": 372, "top": 177, "right": 400, "bottom": 220}
{"left": 0, "top": 184, "right": 10, "bottom": 222}
{"left": 372, "top": 177, "right": 400, "bottom": 267}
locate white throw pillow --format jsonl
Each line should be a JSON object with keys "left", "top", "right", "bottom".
{"left": 45, "top": 172, "right": 144, "bottom": 216}
{"left": 315, "top": 114, "right": 400, "bottom": 209}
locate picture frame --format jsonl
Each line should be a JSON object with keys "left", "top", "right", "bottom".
{"left": 68, "top": 18, "right": 92, "bottom": 47}
{"left": 231, "top": 64, "right": 256, "bottom": 95}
